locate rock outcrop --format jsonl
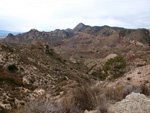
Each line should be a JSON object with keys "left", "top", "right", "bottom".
{"left": 109, "top": 92, "right": 150, "bottom": 113}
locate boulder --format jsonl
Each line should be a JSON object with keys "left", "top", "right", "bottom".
{"left": 109, "top": 92, "right": 150, "bottom": 113}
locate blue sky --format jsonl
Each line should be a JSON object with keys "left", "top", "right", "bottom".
{"left": 0, "top": 0, "right": 150, "bottom": 32}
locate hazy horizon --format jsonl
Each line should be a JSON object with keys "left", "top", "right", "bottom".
{"left": 0, "top": 0, "right": 150, "bottom": 32}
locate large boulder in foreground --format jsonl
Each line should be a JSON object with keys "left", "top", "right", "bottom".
{"left": 109, "top": 92, "right": 150, "bottom": 113}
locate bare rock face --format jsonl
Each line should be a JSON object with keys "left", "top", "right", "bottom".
{"left": 109, "top": 92, "right": 150, "bottom": 113}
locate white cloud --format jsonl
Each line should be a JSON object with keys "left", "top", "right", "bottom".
{"left": 0, "top": 0, "right": 150, "bottom": 31}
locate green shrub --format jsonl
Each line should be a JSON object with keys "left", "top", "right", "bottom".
{"left": 7, "top": 64, "right": 18, "bottom": 71}
{"left": 119, "top": 29, "right": 126, "bottom": 37}
{"left": 91, "top": 71, "right": 106, "bottom": 81}
{"left": 0, "top": 109, "right": 8, "bottom": 113}
{"left": 57, "top": 57, "right": 64, "bottom": 63}
{"left": 45, "top": 44, "right": 49, "bottom": 50}
{"left": 9, "top": 49, "right": 14, "bottom": 53}
{"left": 45, "top": 45, "right": 54, "bottom": 56}
{"left": 63, "top": 59, "right": 67, "bottom": 62}
{"left": 103, "top": 56, "right": 126, "bottom": 77}
{"left": 46, "top": 51, "right": 54, "bottom": 56}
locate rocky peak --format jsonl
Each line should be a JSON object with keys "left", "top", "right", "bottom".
{"left": 7, "top": 33, "right": 14, "bottom": 37}
{"left": 76, "top": 23, "right": 86, "bottom": 28}
{"left": 29, "top": 29, "right": 38, "bottom": 32}
{"left": 73, "top": 23, "right": 90, "bottom": 32}
{"left": 3, "top": 33, "right": 15, "bottom": 42}
{"left": 28, "top": 29, "right": 39, "bottom": 34}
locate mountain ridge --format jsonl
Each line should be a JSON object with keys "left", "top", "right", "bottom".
{"left": 3, "top": 23, "right": 150, "bottom": 44}
{"left": 3, "top": 23, "right": 150, "bottom": 60}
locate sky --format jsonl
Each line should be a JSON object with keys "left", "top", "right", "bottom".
{"left": 0, "top": 0, "right": 150, "bottom": 32}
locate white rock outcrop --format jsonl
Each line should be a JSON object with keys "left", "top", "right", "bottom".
{"left": 109, "top": 92, "right": 150, "bottom": 113}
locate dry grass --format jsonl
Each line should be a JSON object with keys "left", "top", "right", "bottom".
{"left": 71, "top": 86, "right": 97, "bottom": 110}
{"left": 104, "top": 84, "right": 150, "bottom": 103}
{"left": 140, "top": 84, "right": 150, "bottom": 96}
{"left": 12, "top": 85, "right": 108, "bottom": 113}
{"left": 12, "top": 84, "right": 150, "bottom": 113}
{"left": 61, "top": 85, "right": 108, "bottom": 113}
{"left": 105, "top": 86, "right": 124, "bottom": 101}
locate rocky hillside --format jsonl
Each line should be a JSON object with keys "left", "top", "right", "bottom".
{"left": 1, "top": 23, "right": 150, "bottom": 113}
{"left": 55, "top": 24, "right": 150, "bottom": 60}
{"left": 0, "top": 39, "right": 90, "bottom": 112}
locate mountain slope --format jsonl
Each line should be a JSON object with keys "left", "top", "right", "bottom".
{"left": 0, "top": 40, "right": 89, "bottom": 111}
{"left": 55, "top": 25, "right": 150, "bottom": 60}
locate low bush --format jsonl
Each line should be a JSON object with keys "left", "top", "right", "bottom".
{"left": 71, "top": 86, "right": 97, "bottom": 110}
{"left": 46, "top": 50, "right": 54, "bottom": 56}
{"left": 7, "top": 64, "right": 18, "bottom": 71}
{"left": 91, "top": 71, "right": 106, "bottom": 81}
{"left": 0, "top": 109, "right": 8, "bottom": 113}
{"left": 140, "top": 85, "right": 150, "bottom": 96}
{"left": 61, "top": 86, "right": 108, "bottom": 113}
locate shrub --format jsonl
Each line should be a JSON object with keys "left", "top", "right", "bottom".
{"left": 56, "top": 57, "right": 66, "bottom": 63}
{"left": 46, "top": 50, "right": 53, "bottom": 56}
{"left": 105, "top": 85, "right": 125, "bottom": 101}
{"left": 12, "top": 85, "right": 109, "bottom": 113}
{"left": 9, "top": 49, "right": 14, "bottom": 53}
{"left": 7, "top": 64, "right": 18, "bottom": 71}
{"left": 57, "top": 57, "right": 62, "bottom": 62}
{"left": 91, "top": 71, "right": 106, "bottom": 81}
{"left": 119, "top": 29, "right": 126, "bottom": 37}
{"left": 61, "top": 86, "right": 108, "bottom": 113}
{"left": 0, "top": 109, "right": 8, "bottom": 113}
{"left": 45, "top": 44, "right": 49, "bottom": 50}
{"left": 103, "top": 56, "right": 126, "bottom": 77}
{"left": 13, "top": 97, "right": 81, "bottom": 113}
{"left": 127, "top": 77, "right": 131, "bottom": 81}
{"left": 140, "top": 85, "right": 150, "bottom": 96}
{"left": 71, "top": 86, "right": 97, "bottom": 111}
{"left": 45, "top": 45, "right": 54, "bottom": 56}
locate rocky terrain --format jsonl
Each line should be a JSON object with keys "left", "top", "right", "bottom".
{"left": 1, "top": 23, "right": 150, "bottom": 113}
{"left": 0, "top": 39, "right": 89, "bottom": 112}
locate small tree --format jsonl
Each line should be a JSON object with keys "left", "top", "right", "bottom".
{"left": 103, "top": 56, "right": 126, "bottom": 77}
